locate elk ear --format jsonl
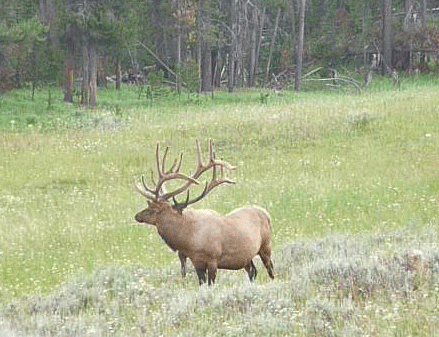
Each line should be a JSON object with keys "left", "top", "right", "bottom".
{"left": 171, "top": 202, "right": 185, "bottom": 215}
{"left": 172, "top": 191, "right": 189, "bottom": 214}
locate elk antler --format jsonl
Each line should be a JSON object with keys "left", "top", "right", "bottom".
{"left": 134, "top": 142, "right": 200, "bottom": 200}
{"left": 135, "top": 139, "right": 235, "bottom": 204}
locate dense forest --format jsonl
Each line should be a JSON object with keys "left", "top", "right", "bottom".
{"left": 1, "top": 0, "right": 439, "bottom": 106}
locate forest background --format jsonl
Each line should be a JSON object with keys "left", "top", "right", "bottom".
{"left": 1, "top": 0, "right": 439, "bottom": 103}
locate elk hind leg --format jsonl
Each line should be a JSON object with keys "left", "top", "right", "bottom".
{"left": 245, "top": 260, "right": 258, "bottom": 282}
{"left": 259, "top": 247, "right": 274, "bottom": 279}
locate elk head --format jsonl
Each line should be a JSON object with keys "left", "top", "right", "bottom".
{"left": 134, "top": 139, "right": 235, "bottom": 224}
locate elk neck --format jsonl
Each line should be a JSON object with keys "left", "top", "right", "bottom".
{"left": 154, "top": 203, "right": 194, "bottom": 252}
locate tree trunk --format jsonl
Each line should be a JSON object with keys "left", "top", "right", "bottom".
{"left": 420, "top": 0, "right": 426, "bottom": 27}
{"left": 64, "top": 58, "right": 75, "bottom": 102}
{"left": 254, "top": 7, "right": 265, "bottom": 87}
{"left": 248, "top": 6, "right": 258, "bottom": 87}
{"left": 227, "top": 0, "right": 238, "bottom": 92}
{"left": 198, "top": 0, "right": 212, "bottom": 92}
{"left": 81, "top": 35, "right": 90, "bottom": 106}
{"left": 89, "top": 42, "right": 97, "bottom": 107}
{"left": 64, "top": 23, "right": 75, "bottom": 102}
{"left": 264, "top": 7, "right": 281, "bottom": 87}
{"left": 290, "top": 0, "right": 296, "bottom": 50}
{"left": 97, "top": 54, "right": 107, "bottom": 87}
{"left": 236, "top": 1, "right": 246, "bottom": 88}
{"left": 176, "top": 0, "right": 182, "bottom": 66}
{"left": 212, "top": 50, "right": 219, "bottom": 87}
{"left": 295, "top": 0, "right": 306, "bottom": 91}
{"left": 39, "top": 0, "right": 58, "bottom": 44}
{"left": 115, "top": 57, "right": 122, "bottom": 90}
{"left": 200, "top": 42, "right": 212, "bottom": 92}
{"left": 420, "top": 0, "right": 427, "bottom": 66}
{"left": 403, "top": 0, "right": 413, "bottom": 29}
{"left": 403, "top": 0, "right": 413, "bottom": 72}
{"left": 176, "top": 0, "right": 182, "bottom": 92}
{"left": 382, "top": 0, "right": 392, "bottom": 74}
{"left": 81, "top": 34, "right": 97, "bottom": 107}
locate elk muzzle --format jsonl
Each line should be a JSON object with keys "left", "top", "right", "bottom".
{"left": 135, "top": 211, "right": 146, "bottom": 223}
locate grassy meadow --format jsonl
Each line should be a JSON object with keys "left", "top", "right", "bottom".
{"left": 0, "top": 77, "right": 439, "bottom": 336}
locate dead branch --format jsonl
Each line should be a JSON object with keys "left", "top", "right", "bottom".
{"left": 304, "top": 77, "right": 361, "bottom": 92}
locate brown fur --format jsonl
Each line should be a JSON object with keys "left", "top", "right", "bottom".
{"left": 135, "top": 200, "right": 274, "bottom": 285}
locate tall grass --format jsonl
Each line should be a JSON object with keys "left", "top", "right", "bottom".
{"left": 2, "top": 228, "right": 438, "bottom": 336}
{"left": 1, "top": 78, "right": 438, "bottom": 335}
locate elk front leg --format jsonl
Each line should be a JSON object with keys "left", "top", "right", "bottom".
{"left": 195, "top": 266, "right": 207, "bottom": 285}
{"left": 207, "top": 261, "right": 218, "bottom": 286}
{"left": 178, "top": 252, "right": 187, "bottom": 278}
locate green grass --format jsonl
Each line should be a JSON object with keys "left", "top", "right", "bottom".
{"left": 0, "top": 77, "right": 438, "bottom": 335}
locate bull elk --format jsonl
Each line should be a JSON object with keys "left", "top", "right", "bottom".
{"left": 134, "top": 139, "right": 274, "bottom": 285}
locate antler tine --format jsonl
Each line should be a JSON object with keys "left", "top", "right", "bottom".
{"left": 142, "top": 175, "right": 151, "bottom": 191}
{"left": 195, "top": 139, "right": 204, "bottom": 171}
{"left": 150, "top": 170, "right": 155, "bottom": 187}
{"left": 166, "top": 152, "right": 183, "bottom": 174}
{"left": 192, "top": 138, "right": 235, "bottom": 178}
{"left": 176, "top": 152, "right": 183, "bottom": 172}
{"left": 211, "top": 161, "right": 236, "bottom": 186}
{"left": 208, "top": 139, "right": 214, "bottom": 162}
{"left": 154, "top": 142, "right": 200, "bottom": 199}
{"left": 133, "top": 176, "right": 156, "bottom": 200}
{"left": 155, "top": 142, "right": 162, "bottom": 178}
{"left": 160, "top": 146, "right": 169, "bottom": 177}
{"left": 161, "top": 147, "right": 184, "bottom": 175}
{"left": 202, "top": 163, "right": 236, "bottom": 197}
{"left": 172, "top": 190, "right": 190, "bottom": 210}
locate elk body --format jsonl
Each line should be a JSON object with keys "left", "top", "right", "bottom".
{"left": 134, "top": 140, "right": 274, "bottom": 285}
